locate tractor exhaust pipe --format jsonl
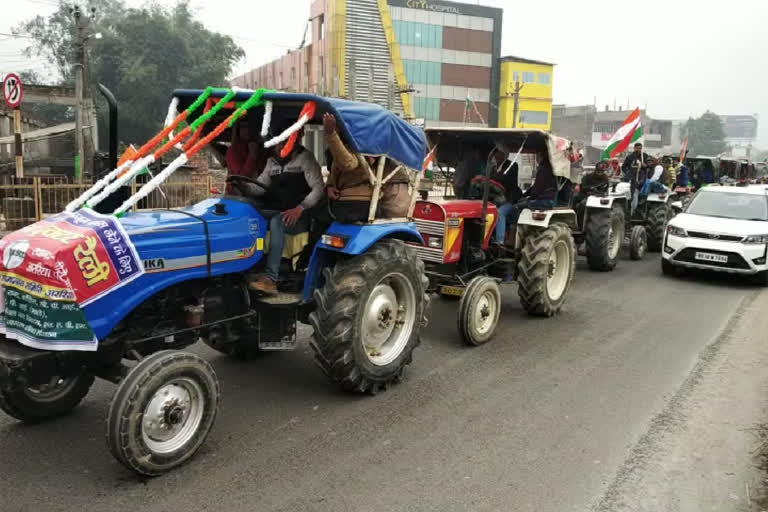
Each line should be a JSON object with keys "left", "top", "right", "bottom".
{"left": 97, "top": 83, "right": 118, "bottom": 172}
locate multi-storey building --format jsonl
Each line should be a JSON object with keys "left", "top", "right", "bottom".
{"left": 230, "top": 0, "right": 503, "bottom": 127}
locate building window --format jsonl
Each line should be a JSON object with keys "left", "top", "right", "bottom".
{"left": 522, "top": 71, "right": 535, "bottom": 84}
{"left": 512, "top": 71, "right": 519, "bottom": 83}
{"left": 291, "top": 67, "right": 296, "bottom": 83}
{"left": 318, "top": 14, "right": 324, "bottom": 40}
{"left": 519, "top": 110, "right": 549, "bottom": 125}
{"left": 537, "top": 72, "right": 550, "bottom": 85}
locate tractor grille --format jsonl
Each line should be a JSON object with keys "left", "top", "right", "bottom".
{"left": 414, "top": 218, "right": 445, "bottom": 237}
{"left": 673, "top": 248, "right": 750, "bottom": 269}
{"left": 686, "top": 231, "right": 743, "bottom": 242}
{"left": 409, "top": 244, "right": 444, "bottom": 263}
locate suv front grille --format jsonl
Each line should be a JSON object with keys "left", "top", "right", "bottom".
{"left": 686, "top": 231, "right": 743, "bottom": 242}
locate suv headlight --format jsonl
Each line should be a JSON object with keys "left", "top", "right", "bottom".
{"left": 667, "top": 225, "right": 687, "bottom": 237}
{"left": 743, "top": 234, "right": 768, "bottom": 244}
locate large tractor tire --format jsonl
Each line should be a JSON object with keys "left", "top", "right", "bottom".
{"left": 309, "top": 239, "right": 429, "bottom": 395}
{"left": 585, "top": 205, "right": 625, "bottom": 271}
{"left": 106, "top": 350, "right": 220, "bottom": 476}
{"left": 517, "top": 223, "right": 576, "bottom": 317}
{"left": 0, "top": 372, "right": 94, "bottom": 423}
{"left": 646, "top": 203, "right": 669, "bottom": 252}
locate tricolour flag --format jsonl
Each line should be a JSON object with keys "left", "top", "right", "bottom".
{"left": 679, "top": 136, "right": 688, "bottom": 163}
{"left": 600, "top": 108, "right": 643, "bottom": 160}
{"left": 422, "top": 145, "right": 437, "bottom": 171}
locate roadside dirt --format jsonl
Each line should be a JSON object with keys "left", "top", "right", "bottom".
{"left": 595, "top": 289, "right": 768, "bottom": 512}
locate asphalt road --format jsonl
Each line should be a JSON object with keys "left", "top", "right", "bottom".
{"left": 0, "top": 252, "right": 760, "bottom": 512}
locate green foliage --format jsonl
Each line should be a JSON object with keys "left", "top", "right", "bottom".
{"left": 683, "top": 112, "right": 728, "bottom": 157}
{"left": 15, "top": 0, "right": 244, "bottom": 144}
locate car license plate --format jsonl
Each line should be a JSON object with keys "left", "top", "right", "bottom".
{"left": 439, "top": 285, "right": 464, "bottom": 297}
{"left": 694, "top": 251, "right": 728, "bottom": 263}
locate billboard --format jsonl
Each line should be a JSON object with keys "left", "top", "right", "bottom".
{"left": 720, "top": 115, "right": 758, "bottom": 140}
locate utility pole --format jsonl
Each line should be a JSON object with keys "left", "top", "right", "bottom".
{"left": 71, "top": 4, "right": 96, "bottom": 183}
{"left": 511, "top": 80, "right": 523, "bottom": 128}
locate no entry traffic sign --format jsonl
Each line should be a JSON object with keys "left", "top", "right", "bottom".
{"left": 3, "top": 73, "right": 23, "bottom": 109}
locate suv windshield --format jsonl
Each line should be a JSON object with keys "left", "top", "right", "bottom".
{"left": 687, "top": 190, "right": 768, "bottom": 221}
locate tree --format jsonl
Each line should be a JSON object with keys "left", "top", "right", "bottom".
{"left": 16, "top": 0, "right": 243, "bottom": 145}
{"left": 683, "top": 111, "right": 728, "bottom": 157}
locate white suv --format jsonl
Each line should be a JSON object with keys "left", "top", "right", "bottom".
{"left": 662, "top": 184, "right": 768, "bottom": 284}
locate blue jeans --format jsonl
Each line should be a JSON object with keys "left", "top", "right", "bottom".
{"left": 495, "top": 199, "right": 555, "bottom": 242}
{"left": 262, "top": 210, "right": 285, "bottom": 281}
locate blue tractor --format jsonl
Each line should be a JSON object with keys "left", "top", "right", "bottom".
{"left": 0, "top": 89, "right": 429, "bottom": 475}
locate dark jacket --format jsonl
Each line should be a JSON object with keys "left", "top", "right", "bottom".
{"left": 526, "top": 163, "right": 556, "bottom": 201}
{"left": 622, "top": 152, "right": 652, "bottom": 179}
{"left": 252, "top": 146, "right": 324, "bottom": 211}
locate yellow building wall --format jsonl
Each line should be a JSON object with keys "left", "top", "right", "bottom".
{"left": 498, "top": 60, "right": 553, "bottom": 130}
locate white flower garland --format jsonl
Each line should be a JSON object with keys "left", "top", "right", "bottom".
{"left": 264, "top": 112, "right": 311, "bottom": 148}
{"left": 114, "top": 154, "right": 188, "bottom": 215}
{"left": 261, "top": 101, "right": 272, "bottom": 137}
{"left": 89, "top": 154, "right": 156, "bottom": 209}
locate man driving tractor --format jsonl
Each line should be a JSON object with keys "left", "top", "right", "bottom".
{"left": 235, "top": 127, "right": 324, "bottom": 294}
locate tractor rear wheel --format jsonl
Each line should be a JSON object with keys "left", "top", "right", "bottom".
{"left": 586, "top": 205, "right": 624, "bottom": 271}
{"left": 309, "top": 239, "right": 429, "bottom": 394}
{"left": 646, "top": 203, "right": 669, "bottom": 252}
{"left": 517, "top": 223, "right": 576, "bottom": 317}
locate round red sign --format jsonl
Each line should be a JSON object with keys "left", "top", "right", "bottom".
{"left": 2, "top": 73, "right": 23, "bottom": 109}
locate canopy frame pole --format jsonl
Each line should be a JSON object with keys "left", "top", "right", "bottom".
{"left": 407, "top": 167, "right": 421, "bottom": 219}
{"left": 367, "top": 155, "right": 386, "bottom": 223}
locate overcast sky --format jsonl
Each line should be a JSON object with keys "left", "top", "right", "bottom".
{"left": 2, "top": 0, "right": 767, "bottom": 146}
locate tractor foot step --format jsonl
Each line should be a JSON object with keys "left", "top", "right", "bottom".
{"left": 257, "top": 339, "right": 297, "bottom": 351}
{"left": 253, "top": 292, "right": 302, "bottom": 306}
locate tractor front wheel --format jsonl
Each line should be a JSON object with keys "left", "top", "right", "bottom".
{"left": 309, "top": 239, "right": 429, "bottom": 394}
{"left": 585, "top": 205, "right": 624, "bottom": 271}
{"left": 517, "top": 223, "right": 576, "bottom": 317}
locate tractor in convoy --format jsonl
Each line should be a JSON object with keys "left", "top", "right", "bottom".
{"left": 410, "top": 128, "right": 577, "bottom": 346}
{"left": 0, "top": 88, "right": 430, "bottom": 475}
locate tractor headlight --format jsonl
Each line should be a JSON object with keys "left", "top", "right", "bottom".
{"left": 743, "top": 234, "right": 768, "bottom": 244}
{"left": 666, "top": 225, "right": 687, "bottom": 237}
{"left": 427, "top": 236, "right": 443, "bottom": 249}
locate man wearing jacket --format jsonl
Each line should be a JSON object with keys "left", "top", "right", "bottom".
{"left": 240, "top": 130, "right": 324, "bottom": 294}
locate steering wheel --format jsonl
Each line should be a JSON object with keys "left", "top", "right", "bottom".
{"left": 226, "top": 174, "right": 268, "bottom": 193}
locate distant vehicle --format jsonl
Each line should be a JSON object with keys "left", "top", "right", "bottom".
{"left": 662, "top": 184, "right": 768, "bottom": 284}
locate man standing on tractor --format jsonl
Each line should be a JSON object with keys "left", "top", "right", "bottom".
{"left": 238, "top": 129, "right": 324, "bottom": 294}
{"left": 622, "top": 142, "right": 652, "bottom": 213}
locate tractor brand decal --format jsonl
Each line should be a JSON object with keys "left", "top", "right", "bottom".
{"left": 421, "top": 204, "right": 432, "bottom": 215}
{"left": 143, "top": 258, "right": 166, "bottom": 270}
{"left": 444, "top": 218, "right": 463, "bottom": 263}
{"left": 249, "top": 219, "right": 260, "bottom": 237}
{"left": 0, "top": 209, "right": 144, "bottom": 351}
{"left": 2, "top": 240, "right": 29, "bottom": 269}
{"left": 483, "top": 213, "right": 495, "bottom": 244}
{"left": 446, "top": 218, "right": 460, "bottom": 227}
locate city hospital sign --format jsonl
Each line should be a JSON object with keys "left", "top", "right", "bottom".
{"left": 404, "top": 0, "right": 461, "bottom": 14}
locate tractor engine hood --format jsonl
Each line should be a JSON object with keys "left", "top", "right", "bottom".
{"left": 0, "top": 209, "right": 144, "bottom": 351}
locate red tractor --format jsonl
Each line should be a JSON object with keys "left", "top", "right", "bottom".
{"left": 411, "top": 128, "right": 578, "bottom": 346}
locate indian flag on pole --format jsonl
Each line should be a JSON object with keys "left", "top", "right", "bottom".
{"left": 600, "top": 108, "right": 643, "bottom": 160}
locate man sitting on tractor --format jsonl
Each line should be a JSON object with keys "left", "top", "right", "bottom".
{"left": 225, "top": 118, "right": 269, "bottom": 194}
{"left": 495, "top": 151, "right": 557, "bottom": 245}
{"left": 320, "top": 113, "right": 373, "bottom": 223}
{"left": 573, "top": 160, "right": 610, "bottom": 225}
{"left": 236, "top": 128, "right": 324, "bottom": 294}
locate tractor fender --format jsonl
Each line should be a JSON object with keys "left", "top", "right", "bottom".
{"left": 518, "top": 208, "right": 578, "bottom": 230}
{"left": 301, "top": 221, "right": 424, "bottom": 302}
{"left": 647, "top": 193, "right": 671, "bottom": 203}
{"left": 585, "top": 195, "right": 614, "bottom": 209}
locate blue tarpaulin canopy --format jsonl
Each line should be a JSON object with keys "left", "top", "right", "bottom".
{"left": 172, "top": 89, "right": 427, "bottom": 171}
